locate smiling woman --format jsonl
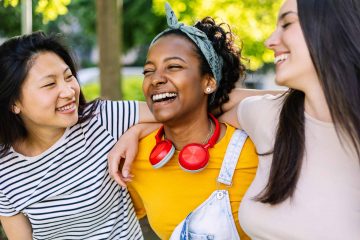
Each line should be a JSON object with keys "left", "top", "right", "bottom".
{"left": 0, "top": 32, "right": 156, "bottom": 239}
{"left": 108, "top": 3, "right": 259, "bottom": 240}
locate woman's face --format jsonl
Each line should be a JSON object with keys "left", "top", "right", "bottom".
{"left": 14, "top": 51, "right": 80, "bottom": 135}
{"left": 265, "top": 0, "right": 318, "bottom": 90}
{"left": 143, "top": 34, "right": 210, "bottom": 125}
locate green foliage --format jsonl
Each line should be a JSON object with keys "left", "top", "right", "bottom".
{"left": 2, "top": 0, "right": 71, "bottom": 23}
{"left": 82, "top": 76, "right": 145, "bottom": 101}
{"left": 152, "top": 0, "right": 282, "bottom": 70}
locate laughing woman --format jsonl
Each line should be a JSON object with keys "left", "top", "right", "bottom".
{"left": 109, "top": 4, "right": 258, "bottom": 240}
{"left": 0, "top": 32, "right": 154, "bottom": 239}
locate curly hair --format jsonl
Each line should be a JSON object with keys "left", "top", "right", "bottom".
{"left": 160, "top": 17, "right": 246, "bottom": 116}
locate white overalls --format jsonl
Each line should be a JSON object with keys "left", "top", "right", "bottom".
{"left": 170, "top": 130, "right": 248, "bottom": 240}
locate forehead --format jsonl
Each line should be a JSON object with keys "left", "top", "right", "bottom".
{"left": 148, "top": 34, "right": 198, "bottom": 59}
{"left": 279, "top": 0, "right": 297, "bottom": 16}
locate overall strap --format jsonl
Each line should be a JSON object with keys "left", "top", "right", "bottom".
{"left": 217, "top": 129, "right": 248, "bottom": 186}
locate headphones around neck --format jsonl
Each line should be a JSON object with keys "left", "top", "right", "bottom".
{"left": 149, "top": 113, "right": 220, "bottom": 172}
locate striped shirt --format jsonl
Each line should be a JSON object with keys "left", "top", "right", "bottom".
{"left": 0, "top": 100, "right": 143, "bottom": 240}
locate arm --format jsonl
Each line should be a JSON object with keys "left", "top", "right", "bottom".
{"left": 138, "top": 102, "right": 156, "bottom": 123}
{"left": 0, "top": 214, "right": 32, "bottom": 240}
{"left": 108, "top": 123, "right": 161, "bottom": 187}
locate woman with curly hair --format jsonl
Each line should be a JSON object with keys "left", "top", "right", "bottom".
{"left": 109, "top": 3, "right": 260, "bottom": 239}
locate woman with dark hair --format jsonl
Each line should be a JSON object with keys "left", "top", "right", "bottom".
{"left": 109, "top": 4, "right": 260, "bottom": 239}
{"left": 219, "top": 0, "right": 360, "bottom": 239}
{"left": 0, "top": 32, "right": 154, "bottom": 239}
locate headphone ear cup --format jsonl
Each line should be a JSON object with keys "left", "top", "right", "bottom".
{"left": 178, "top": 143, "right": 209, "bottom": 172}
{"left": 149, "top": 140, "right": 175, "bottom": 169}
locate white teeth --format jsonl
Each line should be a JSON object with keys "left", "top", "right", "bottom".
{"left": 274, "top": 54, "right": 289, "bottom": 64}
{"left": 152, "top": 92, "right": 177, "bottom": 101}
{"left": 57, "top": 103, "right": 75, "bottom": 112}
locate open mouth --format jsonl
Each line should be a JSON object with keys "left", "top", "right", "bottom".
{"left": 274, "top": 54, "right": 289, "bottom": 64}
{"left": 56, "top": 102, "right": 76, "bottom": 112}
{"left": 152, "top": 92, "right": 177, "bottom": 103}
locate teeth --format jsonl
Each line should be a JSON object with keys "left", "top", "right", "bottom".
{"left": 57, "top": 103, "right": 75, "bottom": 112}
{"left": 152, "top": 92, "right": 177, "bottom": 101}
{"left": 274, "top": 54, "right": 289, "bottom": 64}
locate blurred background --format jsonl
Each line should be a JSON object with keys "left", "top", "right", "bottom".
{"left": 0, "top": 0, "right": 282, "bottom": 239}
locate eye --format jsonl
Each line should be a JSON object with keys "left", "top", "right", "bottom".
{"left": 168, "top": 65, "right": 182, "bottom": 70}
{"left": 142, "top": 69, "right": 154, "bottom": 76}
{"left": 65, "top": 74, "right": 75, "bottom": 81}
{"left": 43, "top": 82, "right": 55, "bottom": 88}
{"left": 281, "top": 22, "right": 291, "bottom": 29}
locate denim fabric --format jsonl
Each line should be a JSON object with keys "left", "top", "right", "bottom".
{"left": 170, "top": 130, "right": 246, "bottom": 240}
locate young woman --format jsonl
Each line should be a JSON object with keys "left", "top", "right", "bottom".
{"left": 109, "top": 4, "right": 260, "bottom": 239}
{"left": 0, "top": 32, "right": 154, "bottom": 239}
{"left": 220, "top": 0, "right": 360, "bottom": 239}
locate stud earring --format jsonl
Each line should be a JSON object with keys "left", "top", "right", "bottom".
{"left": 206, "top": 87, "right": 212, "bottom": 93}
{"left": 12, "top": 106, "right": 20, "bottom": 114}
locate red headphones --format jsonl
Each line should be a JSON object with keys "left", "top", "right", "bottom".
{"left": 149, "top": 113, "right": 220, "bottom": 172}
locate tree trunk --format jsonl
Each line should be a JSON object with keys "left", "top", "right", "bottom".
{"left": 96, "top": 0, "right": 122, "bottom": 100}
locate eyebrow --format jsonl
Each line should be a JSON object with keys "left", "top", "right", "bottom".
{"left": 145, "top": 56, "right": 186, "bottom": 65}
{"left": 279, "top": 11, "right": 298, "bottom": 21}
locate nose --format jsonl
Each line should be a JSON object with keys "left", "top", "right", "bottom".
{"left": 151, "top": 71, "right": 167, "bottom": 87}
{"left": 265, "top": 28, "right": 280, "bottom": 50}
{"left": 59, "top": 82, "right": 75, "bottom": 99}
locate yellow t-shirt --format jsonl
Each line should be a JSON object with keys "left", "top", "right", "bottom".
{"left": 128, "top": 124, "right": 258, "bottom": 239}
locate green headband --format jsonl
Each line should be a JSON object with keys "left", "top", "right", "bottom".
{"left": 151, "top": 2, "right": 224, "bottom": 86}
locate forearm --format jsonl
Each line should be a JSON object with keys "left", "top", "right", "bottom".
{"left": 1, "top": 214, "right": 32, "bottom": 240}
{"left": 138, "top": 102, "right": 157, "bottom": 123}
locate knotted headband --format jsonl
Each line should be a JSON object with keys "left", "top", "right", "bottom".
{"left": 151, "top": 2, "right": 224, "bottom": 86}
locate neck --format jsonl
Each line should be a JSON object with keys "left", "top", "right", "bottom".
{"left": 163, "top": 114, "right": 212, "bottom": 150}
{"left": 303, "top": 82, "right": 332, "bottom": 122}
{"left": 15, "top": 127, "right": 66, "bottom": 157}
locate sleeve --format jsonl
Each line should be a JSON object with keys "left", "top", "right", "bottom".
{"left": 237, "top": 95, "right": 264, "bottom": 139}
{"left": 127, "top": 184, "right": 147, "bottom": 219}
{"left": 0, "top": 190, "right": 18, "bottom": 217}
{"left": 97, "top": 100, "right": 139, "bottom": 141}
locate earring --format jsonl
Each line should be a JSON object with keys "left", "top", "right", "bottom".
{"left": 12, "top": 106, "right": 20, "bottom": 114}
{"left": 206, "top": 87, "right": 212, "bottom": 93}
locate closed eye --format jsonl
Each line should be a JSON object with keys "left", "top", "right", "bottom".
{"left": 143, "top": 69, "right": 154, "bottom": 75}
{"left": 281, "top": 22, "right": 291, "bottom": 29}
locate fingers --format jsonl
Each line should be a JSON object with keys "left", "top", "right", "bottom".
{"left": 122, "top": 149, "right": 136, "bottom": 179}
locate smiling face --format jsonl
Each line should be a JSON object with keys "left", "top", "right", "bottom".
{"left": 265, "top": 0, "right": 318, "bottom": 90}
{"left": 14, "top": 51, "right": 80, "bottom": 135}
{"left": 143, "top": 34, "right": 212, "bottom": 125}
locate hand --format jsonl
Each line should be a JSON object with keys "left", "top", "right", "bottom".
{"left": 108, "top": 123, "right": 161, "bottom": 187}
{"left": 108, "top": 126, "right": 140, "bottom": 187}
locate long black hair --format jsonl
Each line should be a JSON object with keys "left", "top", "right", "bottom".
{"left": 0, "top": 31, "right": 98, "bottom": 158}
{"left": 159, "top": 17, "right": 246, "bottom": 115}
{"left": 257, "top": 0, "right": 360, "bottom": 204}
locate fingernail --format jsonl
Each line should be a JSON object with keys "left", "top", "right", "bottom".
{"left": 123, "top": 170, "right": 129, "bottom": 178}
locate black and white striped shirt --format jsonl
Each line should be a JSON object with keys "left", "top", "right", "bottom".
{"left": 0, "top": 100, "right": 143, "bottom": 240}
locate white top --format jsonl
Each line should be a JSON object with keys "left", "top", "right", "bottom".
{"left": 0, "top": 100, "right": 143, "bottom": 240}
{"left": 237, "top": 94, "right": 360, "bottom": 240}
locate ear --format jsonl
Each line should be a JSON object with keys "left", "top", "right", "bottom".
{"left": 202, "top": 74, "right": 217, "bottom": 94}
{"left": 12, "top": 103, "right": 20, "bottom": 114}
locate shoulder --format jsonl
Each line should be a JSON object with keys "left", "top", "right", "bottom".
{"left": 238, "top": 93, "right": 284, "bottom": 116}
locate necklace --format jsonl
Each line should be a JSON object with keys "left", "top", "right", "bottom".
{"left": 163, "top": 117, "right": 214, "bottom": 146}
{"left": 202, "top": 118, "right": 214, "bottom": 145}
